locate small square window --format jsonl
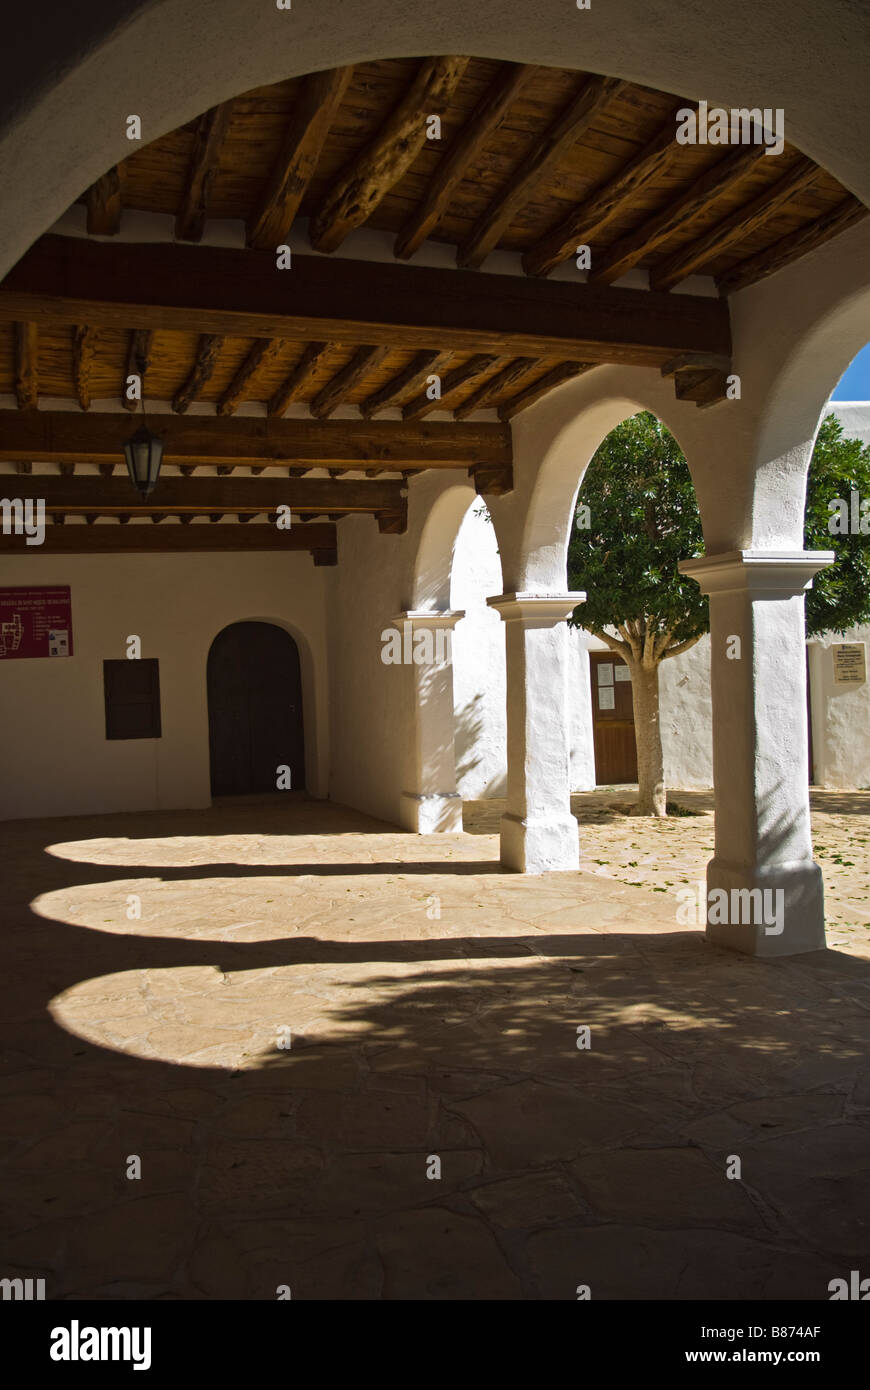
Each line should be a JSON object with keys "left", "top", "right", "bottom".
{"left": 104, "top": 658, "right": 162, "bottom": 740}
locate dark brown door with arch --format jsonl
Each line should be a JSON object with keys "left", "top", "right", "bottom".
{"left": 207, "top": 622, "right": 305, "bottom": 796}
{"left": 590, "top": 651, "right": 638, "bottom": 784}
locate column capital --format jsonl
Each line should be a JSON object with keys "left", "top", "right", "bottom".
{"left": 679, "top": 550, "right": 834, "bottom": 598}
{"left": 391, "top": 609, "right": 465, "bottom": 629}
{"left": 486, "top": 592, "right": 586, "bottom": 626}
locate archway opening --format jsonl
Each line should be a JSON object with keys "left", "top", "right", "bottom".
{"left": 206, "top": 620, "right": 305, "bottom": 797}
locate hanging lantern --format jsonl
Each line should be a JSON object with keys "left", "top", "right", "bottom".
{"left": 123, "top": 424, "right": 164, "bottom": 497}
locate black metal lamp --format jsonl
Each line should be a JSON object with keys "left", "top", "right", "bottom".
{"left": 124, "top": 400, "right": 164, "bottom": 497}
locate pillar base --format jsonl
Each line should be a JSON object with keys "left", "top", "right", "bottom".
{"left": 705, "top": 858, "right": 826, "bottom": 957}
{"left": 399, "top": 791, "right": 463, "bottom": 834}
{"left": 500, "top": 811, "right": 579, "bottom": 873}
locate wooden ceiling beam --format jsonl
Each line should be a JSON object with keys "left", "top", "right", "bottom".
{"left": 522, "top": 104, "right": 691, "bottom": 278}
{"left": 715, "top": 195, "right": 870, "bottom": 295}
{"left": 310, "top": 344, "right": 390, "bottom": 418}
{"left": 268, "top": 341, "right": 331, "bottom": 416}
{"left": 360, "top": 350, "right": 450, "bottom": 417}
{"left": 1, "top": 235, "right": 733, "bottom": 366}
{"left": 453, "top": 357, "right": 536, "bottom": 419}
{"left": 86, "top": 166, "right": 122, "bottom": 236}
{"left": 497, "top": 361, "right": 593, "bottom": 419}
{"left": 394, "top": 63, "right": 536, "bottom": 261}
{"left": 217, "top": 338, "right": 286, "bottom": 415}
{"left": 0, "top": 410, "right": 511, "bottom": 469}
{"left": 122, "top": 328, "right": 152, "bottom": 412}
{"left": 173, "top": 333, "right": 225, "bottom": 413}
{"left": 72, "top": 325, "right": 97, "bottom": 411}
{"left": 650, "top": 156, "right": 820, "bottom": 291}
{"left": 457, "top": 74, "right": 626, "bottom": 271}
{"left": 247, "top": 67, "right": 353, "bottom": 249}
{"left": 588, "top": 144, "right": 769, "bottom": 286}
{"left": 402, "top": 354, "right": 499, "bottom": 420}
{"left": 21, "top": 475, "right": 404, "bottom": 512}
{"left": 0, "top": 522, "right": 337, "bottom": 555}
{"left": 309, "top": 56, "right": 470, "bottom": 254}
{"left": 175, "top": 102, "right": 234, "bottom": 242}
{"left": 14, "top": 322, "right": 38, "bottom": 410}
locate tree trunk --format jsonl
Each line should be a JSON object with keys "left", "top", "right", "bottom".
{"left": 629, "top": 658, "right": 666, "bottom": 816}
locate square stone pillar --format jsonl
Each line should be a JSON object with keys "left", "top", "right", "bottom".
{"left": 395, "top": 610, "right": 465, "bottom": 833}
{"left": 680, "top": 550, "right": 834, "bottom": 957}
{"left": 487, "top": 592, "right": 585, "bottom": 872}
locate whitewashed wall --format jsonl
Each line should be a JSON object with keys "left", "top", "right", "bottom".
{"left": 808, "top": 626, "right": 870, "bottom": 788}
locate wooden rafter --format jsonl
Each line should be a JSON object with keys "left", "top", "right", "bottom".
{"left": 14, "top": 322, "right": 38, "bottom": 410}
{"left": 309, "top": 345, "right": 390, "bottom": 418}
{"left": 0, "top": 410, "right": 511, "bottom": 470}
{"left": 716, "top": 195, "right": 870, "bottom": 295}
{"left": 394, "top": 63, "right": 536, "bottom": 260}
{"left": 173, "top": 333, "right": 224, "bottom": 413}
{"left": 3, "top": 237, "right": 733, "bottom": 367}
{"left": 453, "top": 357, "right": 536, "bottom": 419}
{"left": 359, "top": 350, "right": 448, "bottom": 417}
{"left": 457, "top": 74, "right": 626, "bottom": 271}
{"left": 497, "top": 361, "right": 593, "bottom": 419}
{"left": 588, "top": 144, "right": 769, "bottom": 286}
{"left": 122, "top": 328, "right": 152, "bottom": 412}
{"left": 22, "top": 475, "right": 404, "bottom": 515}
{"left": 268, "top": 342, "right": 330, "bottom": 417}
{"left": 309, "top": 56, "right": 471, "bottom": 254}
{"left": 72, "top": 325, "right": 97, "bottom": 410}
{"left": 522, "top": 105, "right": 691, "bottom": 278}
{"left": 402, "top": 355, "right": 499, "bottom": 420}
{"left": 247, "top": 67, "right": 353, "bottom": 249}
{"left": 1, "top": 522, "right": 337, "bottom": 556}
{"left": 650, "top": 156, "right": 820, "bottom": 291}
{"left": 217, "top": 339, "right": 286, "bottom": 415}
{"left": 175, "top": 102, "right": 234, "bottom": 242}
{"left": 86, "top": 166, "right": 122, "bottom": 236}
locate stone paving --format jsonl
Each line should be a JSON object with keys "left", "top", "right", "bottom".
{"left": 1, "top": 792, "right": 869, "bottom": 1300}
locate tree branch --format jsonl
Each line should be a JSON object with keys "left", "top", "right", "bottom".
{"left": 590, "top": 627, "right": 632, "bottom": 660}
{"left": 661, "top": 633, "right": 705, "bottom": 660}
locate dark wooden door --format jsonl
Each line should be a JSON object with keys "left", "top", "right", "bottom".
{"left": 590, "top": 652, "right": 638, "bottom": 784}
{"left": 207, "top": 622, "right": 305, "bottom": 795}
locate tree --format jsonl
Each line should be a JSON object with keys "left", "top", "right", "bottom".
{"left": 568, "top": 411, "right": 706, "bottom": 816}
{"left": 568, "top": 408, "right": 870, "bottom": 817}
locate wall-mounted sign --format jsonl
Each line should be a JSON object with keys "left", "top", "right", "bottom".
{"left": 598, "top": 686, "right": 615, "bottom": 710}
{"left": 0, "top": 586, "right": 73, "bottom": 659}
{"left": 832, "top": 642, "right": 866, "bottom": 685}
{"left": 597, "top": 662, "right": 614, "bottom": 686}
{"left": 615, "top": 665, "right": 632, "bottom": 682}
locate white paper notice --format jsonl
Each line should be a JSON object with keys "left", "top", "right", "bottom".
{"left": 614, "top": 666, "right": 631, "bottom": 682}
{"left": 598, "top": 686, "right": 615, "bottom": 710}
{"left": 597, "top": 663, "right": 614, "bottom": 686}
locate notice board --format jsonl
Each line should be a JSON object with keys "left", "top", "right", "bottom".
{"left": 0, "top": 586, "right": 73, "bottom": 659}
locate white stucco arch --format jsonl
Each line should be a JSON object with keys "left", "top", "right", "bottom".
{"left": 1, "top": 1, "right": 869, "bottom": 278}
{"left": 410, "top": 479, "right": 477, "bottom": 612}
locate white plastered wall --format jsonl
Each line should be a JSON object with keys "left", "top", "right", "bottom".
{"left": 808, "top": 626, "right": 870, "bottom": 789}
{"left": 0, "top": 551, "right": 329, "bottom": 820}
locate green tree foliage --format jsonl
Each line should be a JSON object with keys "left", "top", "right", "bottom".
{"left": 804, "top": 412, "right": 870, "bottom": 636}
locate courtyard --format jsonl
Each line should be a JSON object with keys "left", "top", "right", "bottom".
{"left": 2, "top": 792, "right": 869, "bottom": 1300}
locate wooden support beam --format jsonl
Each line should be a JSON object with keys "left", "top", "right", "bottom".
{"left": 247, "top": 67, "right": 353, "bottom": 249}
{"left": 497, "top": 361, "right": 593, "bottom": 420}
{"left": 715, "top": 195, "right": 870, "bottom": 295}
{"left": 86, "top": 166, "right": 122, "bottom": 236}
{"left": 376, "top": 507, "right": 407, "bottom": 535}
{"left": 457, "top": 74, "right": 626, "bottom": 271}
{"left": 16, "top": 461, "right": 32, "bottom": 475}
{"left": 173, "top": 334, "right": 225, "bottom": 413}
{"left": 522, "top": 105, "right": 691, "bottom": 278}
{"left": 650, "top": 156, "right": 820, "bottom": 291}
{"left": 25, "top": 475, "right": 404, "bottom": 514}
{"left": 672, "top": 367, "right": 730, "bottom": 408}
{"left": 394, "top": 63, "right": 536, "bottom": 260}
{"left": 309, "top": 345, "right": 390, "bottom": 419}
{"left": 0, "top": 410, "right": 511, "bottom": 470}
{"left": 0, "top": 522, "right": 337, "bottom": 555}
{"left": 14, "top": 322, "right": 38, "bottom": 410}
{"left": 660, "top": 351, "right": 732, "bottom": 378}
{"left": 1, "top": 235, "right": 733, "bottom": 367}
{"left": 73, "top": 325, "right": 97, "bottom": 410}
{"left": 217, "top": 338, "right": 286, "bottom": 415}
{"left": 175, "top": 102, "right": 234, "bottom": 242}
{"left": 453, "top": 357, "right": 536, "bottom": 419}
{"left": 122, "top": 328, "right": 152, "bottom": 412}
{"left": 402, "top": 355, "right": 499, "bottom": 420}
{"left": 360, "top": 350, "right": 450, "bottom": 417}
{"left": 470, "top": 463, "right": 513, "bottom": 497}
{"left": 588, "top": 144, "right": 769, "bottom": 286}
{"left": 310, "top": 56, "right": 471, "bottom": 254}
{"left": 268, "top": 342, "right": 330, "bottom": 416}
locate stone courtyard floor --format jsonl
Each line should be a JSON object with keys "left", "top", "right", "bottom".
{"left": 1, "top": 791, "right": 869, "bottom": 1300}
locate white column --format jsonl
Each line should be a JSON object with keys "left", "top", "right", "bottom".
{"left": 680, "top": 550, "right": 833, "bottom": 956}
{"left": 487, "top": 592, "right": 585, "bottom": 872}
{"left": 395, "top": 610, "right": 465, "bottom": 833}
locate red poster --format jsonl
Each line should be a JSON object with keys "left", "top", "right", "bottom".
{"left": 0, "top": 586, "right": 73, "bottom": 659}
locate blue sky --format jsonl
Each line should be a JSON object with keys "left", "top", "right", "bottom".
{"left": 832, "top": 342, "right": 870, "bottom": 401}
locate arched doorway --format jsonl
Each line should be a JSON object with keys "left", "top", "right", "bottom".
{"left": 207, "top": 622, "right": 305, "bottom": 796}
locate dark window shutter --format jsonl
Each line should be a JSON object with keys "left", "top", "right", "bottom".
{"left": 104, "top": 658, "right": 162, "bottom": 739}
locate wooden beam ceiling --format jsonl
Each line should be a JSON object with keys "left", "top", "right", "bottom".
{"left": 175, "top": 102, "right": 235, "bottom": 242}
{"left": 0, "top": 410, "right": 511, "bottom": 470}
{"left": 402, "top": 355, "right": 499, "bottom": 421}
{"left": 14, "top": 322, "right": 38, "bottom": 411}
{"left": 497, "top": 362, "right": 592, "bottom": 420}
{"left": 217, "top": 338, "right": 286, "bottom": 416}
{"left": 715, "top": 195, "right": 869, "bottom": 295}
{"left": 359, "top": 349, "right": 448, "bottom": 417}
{"left": 85, "top": 167, "right": 122, "bottom": 236}
{"left": 72, "top": 325, "right": 97, "bottom": 410}
{"left": 309, "top": 345, "right": 390, "bottom": 419}
{"left": 0, "top": 521, "right": 338, "bottom": 559}
{"left": 173, "top": 333, "right": 225, "bottom": 413}
{"left": 122, "top": 328, "right": 152, "bottom": 412}
{"left": 1, "top": 235, "right": 732, "bottom": 367}
{"left": 10, "top": 474, "right": 406, "bottom": 517}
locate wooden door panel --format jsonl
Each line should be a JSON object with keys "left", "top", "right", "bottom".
{"left": 207, "top": 621, "right": 305, "bottom": 796}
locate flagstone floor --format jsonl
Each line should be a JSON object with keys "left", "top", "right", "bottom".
{"left": 1, "top": 792, "right": 869, "bottom": 1300}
